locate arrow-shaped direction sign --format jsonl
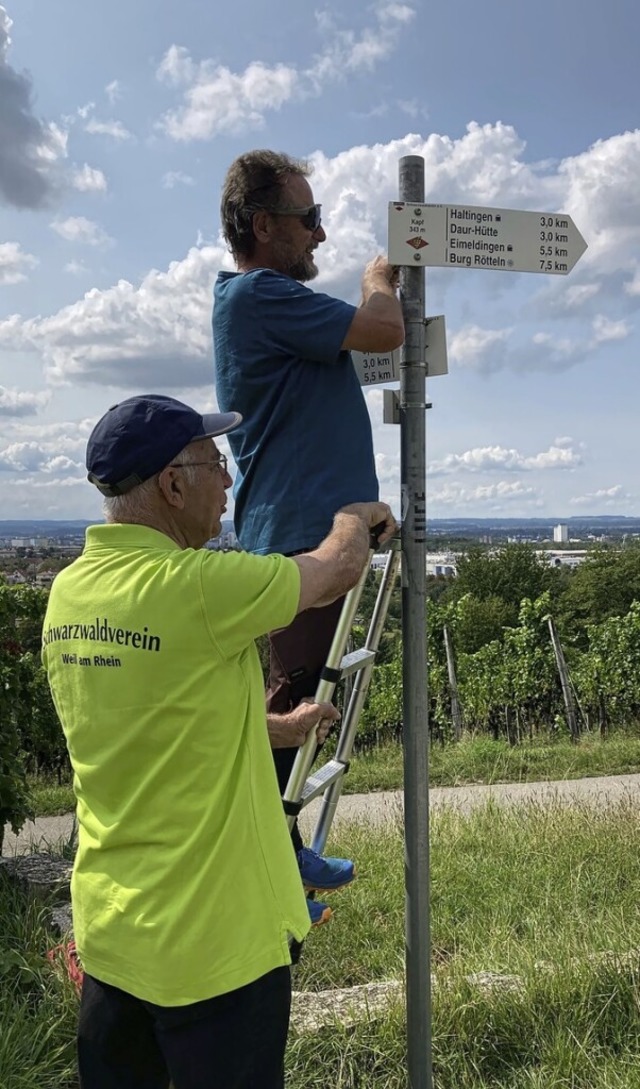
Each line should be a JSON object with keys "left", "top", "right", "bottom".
{"left": 388, "top": 202, "right": 587, "bottom": 275}
{"left": 352, "top": 315, "right": 448, "bottom": 386}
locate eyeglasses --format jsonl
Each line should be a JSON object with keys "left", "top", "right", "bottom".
{"left": 257, "top": 204, "right": 323, "bottom": 232}
{"left": 170, "top": 455, "right": 228, "bottom": 475}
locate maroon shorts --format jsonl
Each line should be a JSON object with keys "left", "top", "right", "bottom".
{"left": 266, "top": 596, "right": 345, "bottom": 716}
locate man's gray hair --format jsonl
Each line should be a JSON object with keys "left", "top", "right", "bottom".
{"left": 102, "top": 456, "right": 199, "bottom": 522}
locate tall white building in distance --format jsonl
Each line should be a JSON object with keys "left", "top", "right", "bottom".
{"left": 553, "top": 523, "right": 569, "bottom": 544}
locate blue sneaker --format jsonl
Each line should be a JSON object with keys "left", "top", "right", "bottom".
{"left": 307, "top": 897, "right": 332, "bottom": 927}
{"left": 298, "top": 847, "right": 355, "bottom": 892}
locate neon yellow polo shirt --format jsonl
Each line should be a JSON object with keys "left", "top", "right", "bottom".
{"left": 42, "top": 523, "right": 310, "bottom": 1006}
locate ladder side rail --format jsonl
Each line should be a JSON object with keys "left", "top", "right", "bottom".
{"left": 281, "top": 549, "right": 374, "bottom": 830}
{"left": 311, "top": 544, "right": 401, "bottom": 854}
{"left": 330, "top": 543, "right": 401, "bottom": 767}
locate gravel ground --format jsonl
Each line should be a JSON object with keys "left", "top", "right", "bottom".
{"left": 4, "top": 772, "right": 640, "bottom": 856}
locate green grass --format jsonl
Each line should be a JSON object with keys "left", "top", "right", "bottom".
{"left": 342, "top": 729, "right": 640, "bottom": 794}
{"left": 26, "top": 728, "right": 640, "bottom": 818}
{"left": 0, "top": 874, "right": 77, "bottom": 1088}
{"left": 296, "top": 798, "right": 640, "bottom": 990}
{"left": 288, "top": 798, "right": 640, "bottom": 1086}
{"left": 288, "top": 965, "right": 640, "bottom": 1088}
{"left": 5, "top": 799, "right": 640, "bottom": 1086}
{"left": 26, "top": 777, "right": 75, "bottom": 818}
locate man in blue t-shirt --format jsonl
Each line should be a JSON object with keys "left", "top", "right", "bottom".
{"left": 213, "top": 150, "right": 404, "bottom": 925}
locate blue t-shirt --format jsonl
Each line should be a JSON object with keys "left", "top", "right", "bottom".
{"left": 213, "top": 269, "right": 378, "bottom": 555}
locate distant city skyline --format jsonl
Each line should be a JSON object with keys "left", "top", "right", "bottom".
{"left": 1, "top": 1, "right": 639, "bottom": 519}
{"left": 2, "top": 514, "right": 640, "bottom": 541}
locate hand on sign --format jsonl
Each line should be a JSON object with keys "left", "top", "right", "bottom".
{"left": 363, "top": 255, "right": 398, "bottom": 289}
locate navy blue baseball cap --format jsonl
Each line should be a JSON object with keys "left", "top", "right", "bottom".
{"left": 86, "top": 394, "right": 242, "bottom": 497}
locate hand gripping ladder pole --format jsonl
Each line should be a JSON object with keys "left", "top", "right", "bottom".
{"left": 281, "top": 530, "right": 401, "bottom": 849}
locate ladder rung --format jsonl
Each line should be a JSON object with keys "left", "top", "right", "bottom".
{"left": 339, "top": 647, "right": 376, "bottom": 678}
{"left": 300, "top": 759, "right": 348, "bottom": 807}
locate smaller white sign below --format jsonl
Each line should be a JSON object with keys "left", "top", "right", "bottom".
{"left": 425, "top": 314, "right": 447, "bottom": 377}
{"left": 352, "top": 348, "right": 400, "bottom": 386}
{"left": 352, "top": 315, "right": 448, "bottom": 386}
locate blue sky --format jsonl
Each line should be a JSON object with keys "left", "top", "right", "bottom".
{"left": 0, "top": 0, "right": 639, "bottom": 521}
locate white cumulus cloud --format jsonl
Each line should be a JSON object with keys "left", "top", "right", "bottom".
{"left": 0, "top": 385, "right": 50, "bottom": 416}
{"left": 625, "top": 267, "right": 640, "bottom": 296}
{"left": 0, "top": 440, "right": 82, "bottom": 474}
{"left": 569, "top": 485, "right": 632, "bottom": 507}
{"left": 309, "top": 3, "right": 416, "bottom": 87}
{"left": 157, "top": 3, "right": 416, "bottom": 141}
{"left": 64, "top": 259, "right": 89, "bottom": 275}
{"left": 429, "top": 479, "right": 542, "bottom": 510}
{"left": 591, "top": 313, "right": 631, "bottom": 343}
{"left": 105, "top": 80, "right": 121, "bottom": 105}
{"left": 429, "top": 442, "right": 582, "bottom": 477}
{"left": 162, "top": 170, "right": 195, "bottom": 189}
{"left": 71, "top": 163, "right": 108, "bottom": 192}
{"left": 0, "top": 242, "right": 38, "bottom": 285}
{"left": 85, "top": 118, "right": 133, "bottom": 141}
{"left": 448, "top": 325, "right": 512, "bottom": 371}
{"left": 0, "top": 244, "right": 225, "bottom": 388}
{"left": 559, "top": 130, "right": 640, "bottom": 275}
{"left": 50, "top": 216, "right": 112, "bottom": 246}
{"left": 562, "top": 283, "right": 601, "bottom": 309}
{"left": 158, "top": 57, "right": 298, "bottom": 141}
{"left": 2, "top": 125, "right": 640, "bottom": 390}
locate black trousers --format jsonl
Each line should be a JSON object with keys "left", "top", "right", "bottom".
{"left": 267, "top": 597, "right": 345, "bottom": 854}
{"left": 77, "top": 966, "right": 291, "bottom": 1089}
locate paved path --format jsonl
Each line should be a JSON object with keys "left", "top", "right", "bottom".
{"left": 4, "top": 772, "right": 640, "bottom": 856}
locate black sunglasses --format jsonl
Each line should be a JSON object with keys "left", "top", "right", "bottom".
{"left": 253, "top": 204, "right": 322, "bottom": 232}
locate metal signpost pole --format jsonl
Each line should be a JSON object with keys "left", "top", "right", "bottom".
{"left": 384, "top": 177, "right": 586, "bottom": 1089}
{"left": 398, "top": 154, "right": 432, "bottom": 1089}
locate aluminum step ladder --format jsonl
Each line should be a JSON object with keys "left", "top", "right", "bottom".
{"left": 282, "top": 530, "right": 401, "bottom": 854}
